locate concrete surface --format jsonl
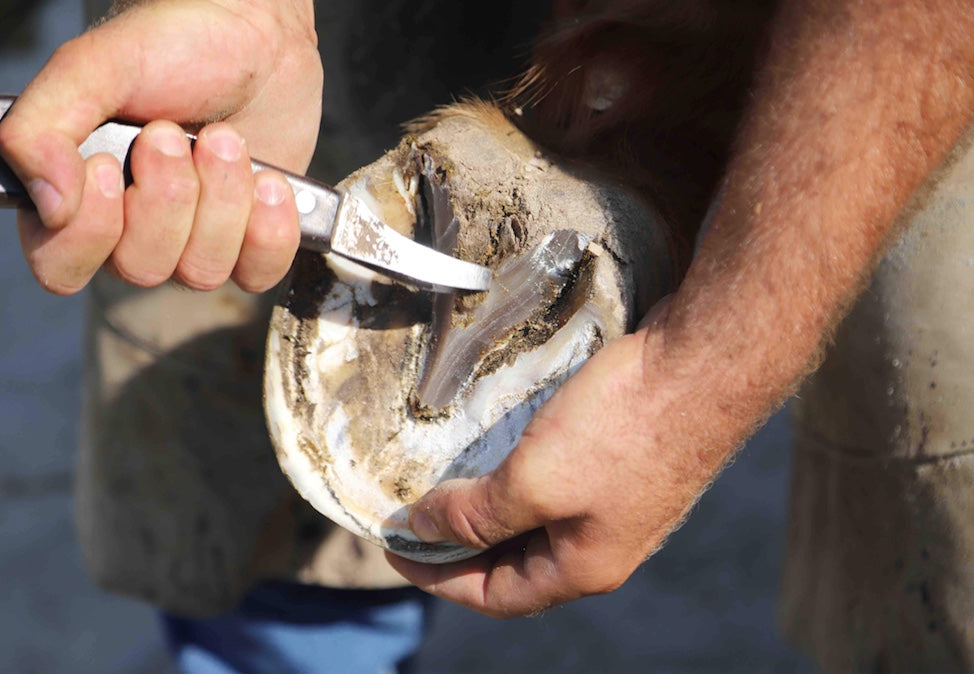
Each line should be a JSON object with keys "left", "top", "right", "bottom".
{"left": 0, "top": 2, "right": 814, "bottom": 672}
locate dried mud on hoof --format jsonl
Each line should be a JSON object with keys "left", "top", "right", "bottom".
{"left": 264, "top": 102, "right": 674, "bottom": 562}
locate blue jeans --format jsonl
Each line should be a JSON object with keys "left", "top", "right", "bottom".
{"left": 162, "top": 582, "right": 433, "bottom": 674}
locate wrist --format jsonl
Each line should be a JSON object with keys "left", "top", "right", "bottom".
{"left": 633, "top": 279, "right": 810, "bottom": 480}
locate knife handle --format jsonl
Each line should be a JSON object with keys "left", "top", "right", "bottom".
{"left": 0, "top": 158, "right": 25, "bottom": 209}
{"left": 0, "top": 94, "right": 342, "bottom": 253}
{"left": 0, "top": 96, "right": 25, "bottom": 208}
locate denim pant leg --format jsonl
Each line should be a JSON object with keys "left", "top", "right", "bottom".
{"left": 162, "top": 582, "right": 434, "bottom": 674}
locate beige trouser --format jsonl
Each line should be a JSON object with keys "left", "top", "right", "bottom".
{"left": 780, "top": 128, "right": 974, "bottom": 672}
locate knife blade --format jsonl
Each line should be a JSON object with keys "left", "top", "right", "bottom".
{"left": 0, "top": 95, "right": 492, "bottom": 293}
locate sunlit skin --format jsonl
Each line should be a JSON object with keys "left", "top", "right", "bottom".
{"left": 3, "top": 0, "right": 974, "bottom": 620}
{"left": 0, "top": 0, "right": 321, "bottom": 295}
{"left": 387, "top": 0, "right": 974, "bottom": 617}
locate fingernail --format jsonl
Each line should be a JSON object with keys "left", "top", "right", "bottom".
{"left": 255, "top": 174, "right": 286, "bottom": 206}
{"left": 411, "top": 511, "right": 443, "bottom": 543}
{"left": 26, "top": 178, "right": 63, "bottom": 220}
{"left": 205, "top": 128, "right": 244, "bottom": 162}
{"left": 150, "top": 127, "right": 188, "bottom": 157}
{"left": 95, "top": 163, "right": 123, "bottom": 198}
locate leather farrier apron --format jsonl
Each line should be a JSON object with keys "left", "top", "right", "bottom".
{"left": 780, "top": 126, "right": 974, "bottom": 673}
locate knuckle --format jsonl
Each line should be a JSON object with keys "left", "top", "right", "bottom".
{"left": 521, "top": 405, "right": 568, "bottom": 448}
{"left": 509, "top": 483, "right": 556, "bottom": 523}
{"left": 110, "top": 257, "right": 169, "bottom": 289}
{"left": 234, "top": 280, "right": 267, "bottom": 294}
{"left": 175, "top": 256, "right": 230, "bottom": 291}
{"left": 0, "top": 115, "right": 25, "bottom": 156}
{"left": 232, "top": 272, "right": 276, "bottom": 294}
{"left": 246, "top": 216, "right": 299, "bottom": 255}
{"left": 159, "top": 174, "right": 200, "bottom": 206}
{"left": 498, "top": 461, "right": 564, "bottom": 524}
{"left": 589, "top": 573, "right": 626, "bottom": 596}
{"left": 444, "top": 503, "right": 493, "bottom": 550}
{"left": 568, "top": 562, "right": 627, "bottom": 597}
{"left": 49, "top": 36, "right": 84, "bottom": 67}
{"left": 90, "top": 211, "right": 124, "bottom": 245}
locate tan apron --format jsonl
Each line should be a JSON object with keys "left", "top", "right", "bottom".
{"left": 77, "top": 0, "right": 548, "bottom": 616}
{"left": 780, "top": 128, "right": 974, "bottom": 672}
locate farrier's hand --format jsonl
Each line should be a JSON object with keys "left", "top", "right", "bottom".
{"left": 389, "top": 0, "right": 974, "bottom": 618}
{"left": 387, "top": 298, "right": 732, "bottom": 618}
{"left": 0, "top": 0, "right": 322, "bottom": 295}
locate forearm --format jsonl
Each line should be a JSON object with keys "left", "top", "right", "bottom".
{"left": 652, "top": 0, "right": 974, "bottom": 465}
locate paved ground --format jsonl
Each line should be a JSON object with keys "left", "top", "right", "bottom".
{"left": 0, "top": 3, "right": 815, "bottom": 672}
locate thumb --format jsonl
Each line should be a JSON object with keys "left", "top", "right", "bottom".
{"left": 0, "top": 31, "right": 130, "bottom": 229}
{"left": 409, "top": 469, "right": 549, "bottom": 550}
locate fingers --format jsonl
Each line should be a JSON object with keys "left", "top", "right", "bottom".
{"left": 388, "top": 531, "right": 564, "bottom": 618}
{"left": 121, "top": 122, "right": 298, "bottom": 292}
{"left": 407, "top": 386, "right": 588, "bottom": 551}
{"left": 388, "top": 524, "right": 627, "bottom": 619}
{"left": 18, "top": 118, "right": 299, "bottom": 295}
{"left": 0, "top": 111, "right": 87, "bottom": 233}
{"left": 399, "top": 439, "right": 583, "bottom": 618}
{"left": 110, "top": 121, "right": 198, "bottom": 286}
{"left": 408, "top": 468, "right": 551, "bottom": 550}
{"left": 18, "top": 153, "right": 124, "bottom": 296}
{"left": 0, "top": 34, "right": 129, "bottom": 231}
{"left": 173, "top": 124, "right": 252, "bottom": 290}
{"left": 232, "top": 171, "right": 301, "bottom": 292}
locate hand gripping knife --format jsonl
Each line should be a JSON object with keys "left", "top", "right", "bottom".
{"left": 0, "top": 95, "right": 492, "bottom": 293}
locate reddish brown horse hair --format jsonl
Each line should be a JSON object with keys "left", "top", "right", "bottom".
{"left": 506, "top": 0, "right": 778, "bottom": 272}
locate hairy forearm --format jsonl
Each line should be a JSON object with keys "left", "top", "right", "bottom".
{"left": 652, "top": 0, "right": 974, "bottom": 465}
